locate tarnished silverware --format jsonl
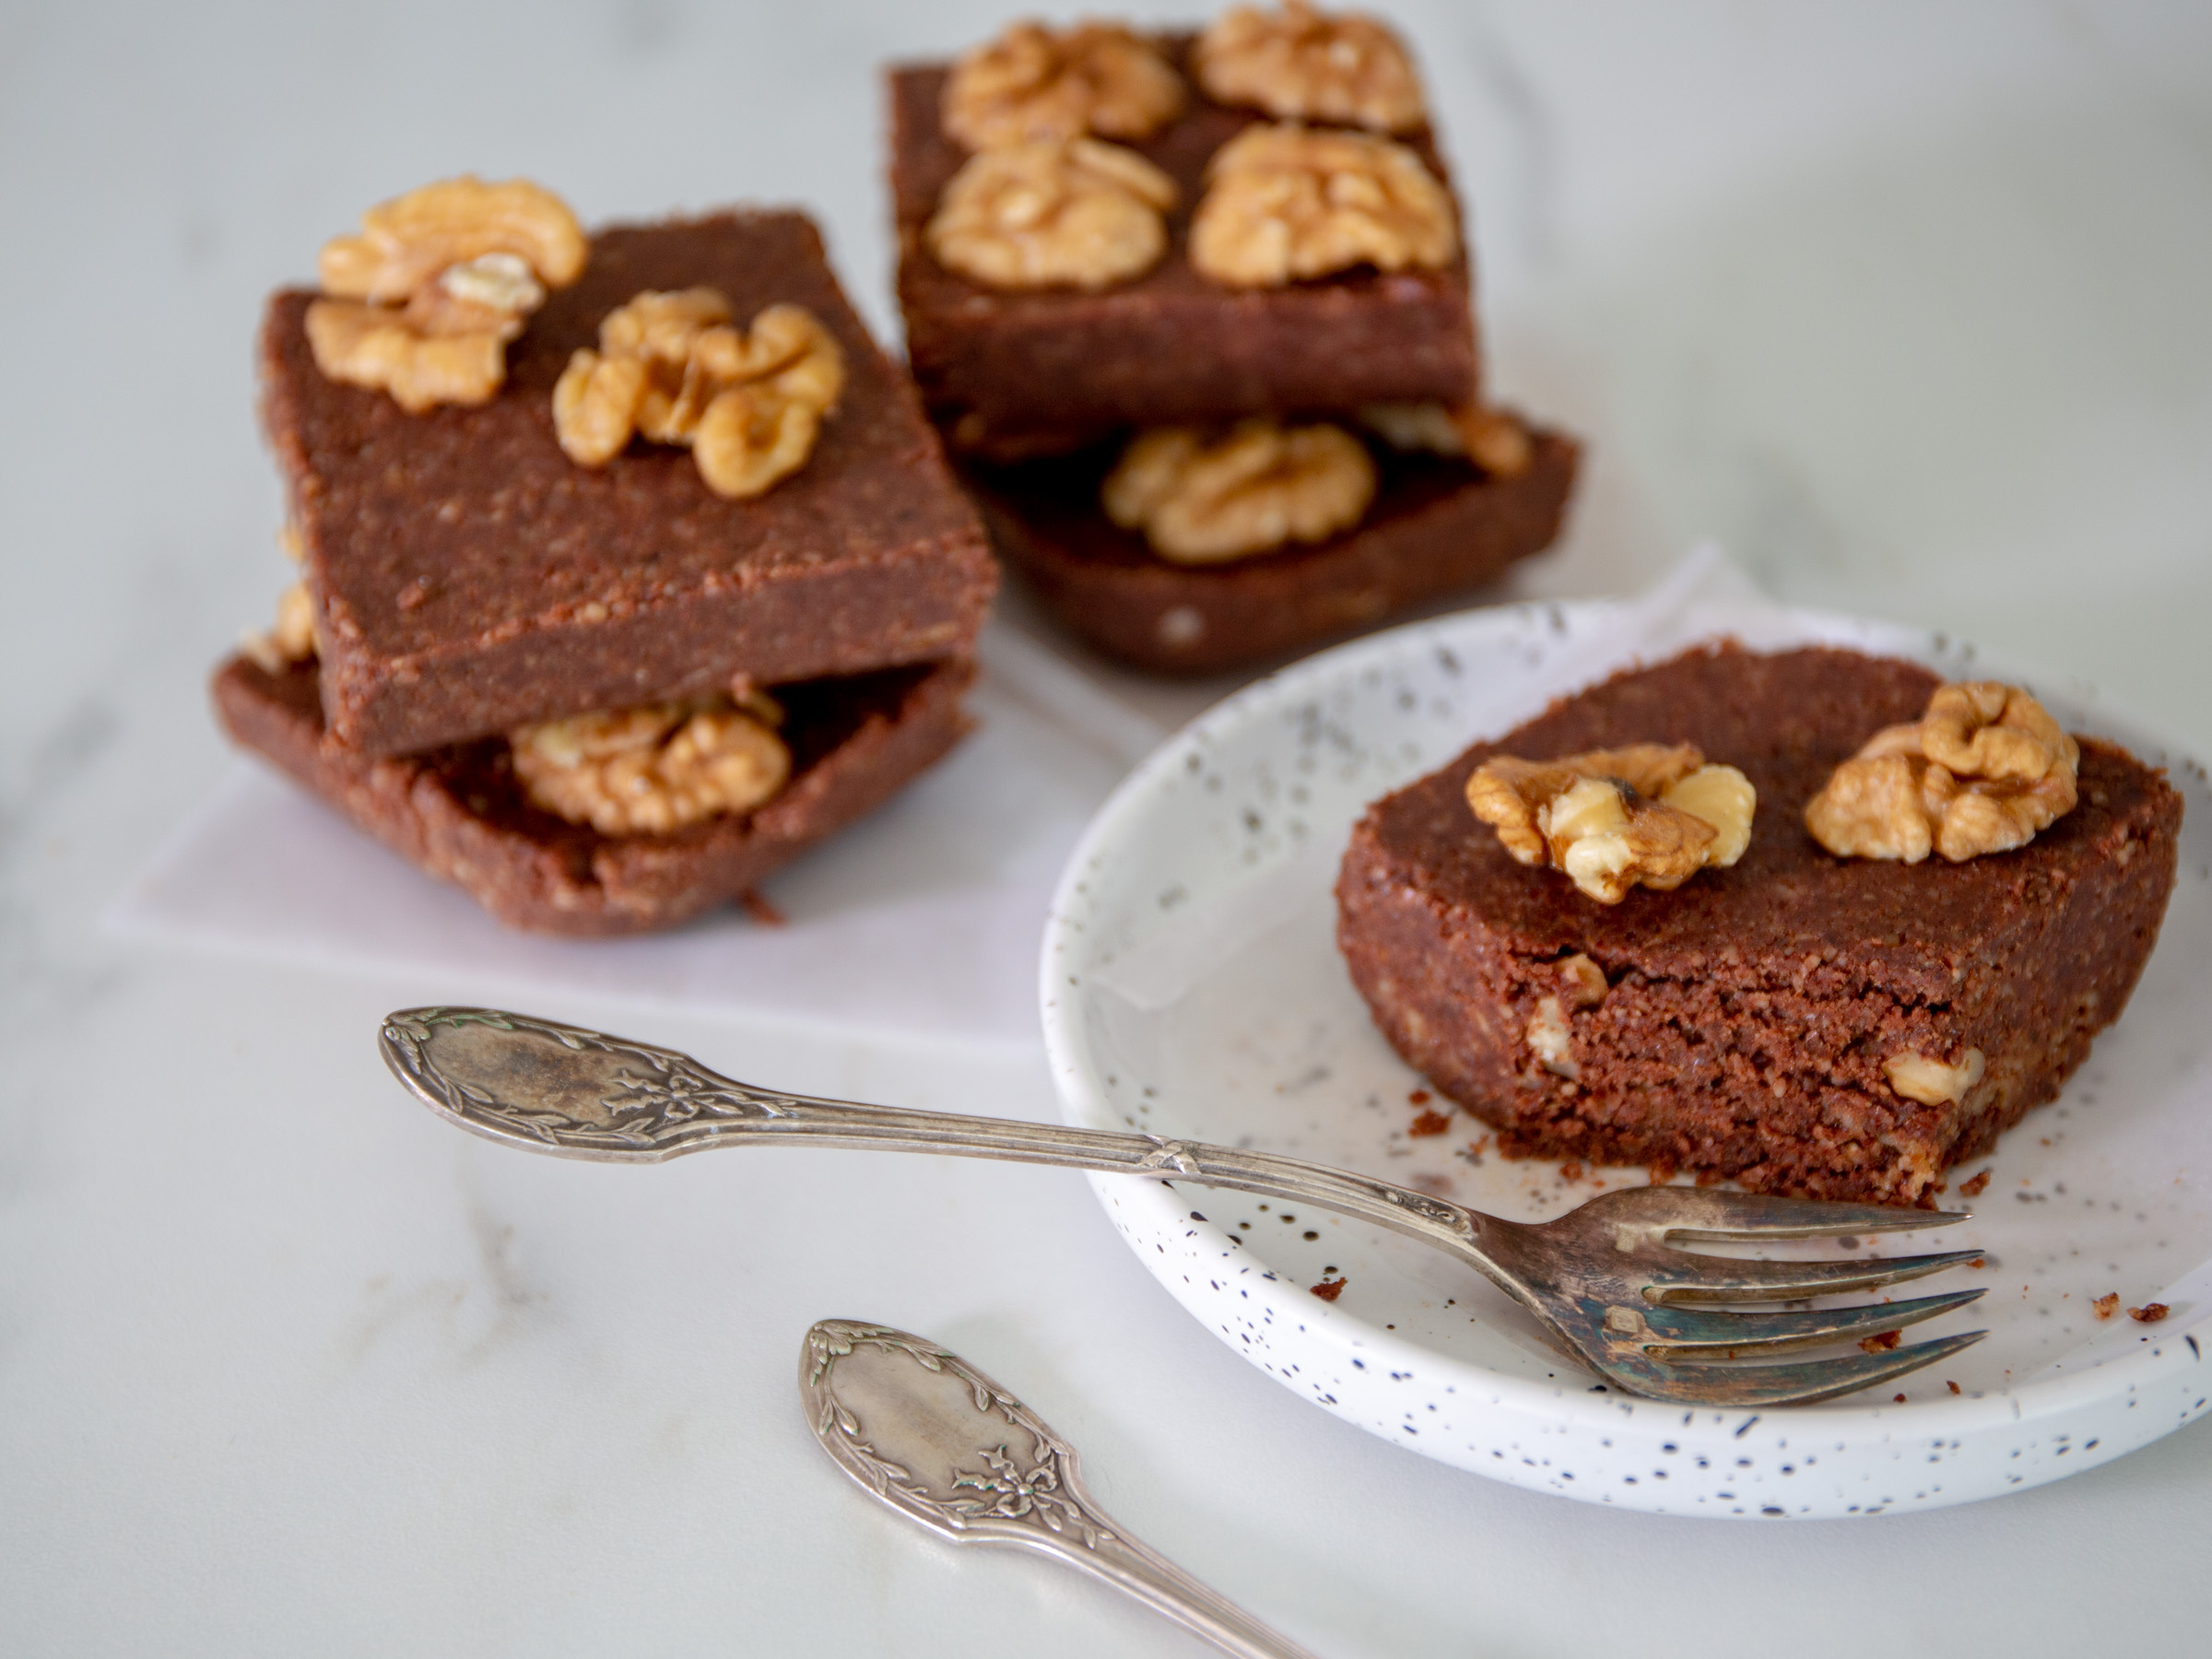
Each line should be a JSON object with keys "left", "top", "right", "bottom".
{"left": 382, "top": 1006, "right": 1987, "bottom": 1406}
{"left": 803, "top": 1320, "right": 1322, "bottom": 1659}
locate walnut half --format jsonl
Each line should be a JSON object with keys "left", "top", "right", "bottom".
{"left": 1358, "top": 402, "right": 1535, "bottom": 479}
{"left": 512, "top": 691, "right": 791, "bottom": 837}
{"left": 1805, "top": 682, "right": 2080, "bottom": 863}
{"left": 553, "top": 291, "right": 845, "bottom": 500}
{"left": 1101, "top": 418, "right": 1376, "bottom": 562}
{"left": 317, "top": 175, "right": 585, "bottom": 303}
{"left": 1465, "top": 744, "right": 1757, "bottom": 903}
{"left": 926, "top": 138, "right": 1177, "bottom": 291}
{"left": 307, "top": 177, "right": 584, "bottom": 413}
{"left": 942, "top": 20, "right": 1184, "bottom": 148}
{"left": 1195, "top": 2, "right": 1426, "bottom": 134}
{"left": 1188, "top": 123, "right": 1455, "bottom": 288}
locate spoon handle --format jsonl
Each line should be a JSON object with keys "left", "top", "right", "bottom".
{"left": 803, "top": 1321, "right": 1325, "bottom": 1659}
{"left": 382, "top": 1006, "right": 1484, "bottom": 1258}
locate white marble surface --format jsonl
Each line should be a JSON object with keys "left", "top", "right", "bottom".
{"left": 4, "top": 2, "right": 2211, "bottom": 1654}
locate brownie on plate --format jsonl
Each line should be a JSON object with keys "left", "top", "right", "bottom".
{"left": 264, "top": 210, "right": 996, "bottom": 758}
{"left": 1335, "top": 644, "right": 2183, "bottom": 1204}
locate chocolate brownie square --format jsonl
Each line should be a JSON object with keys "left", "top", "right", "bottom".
{"left": 958, "top": 422, "right": 1578, "bottom": 674}
{"left": 1335, "top": 645, "right": 2183, "bottom": 1203}
{"left": 213, "top": 653, "right": 976, "bottom": 936}
{"left": 889, "top": 40, "right": 1478, "bottom": 455}
{"left": 263, "top": 211, "right": 997, "bottom": 758}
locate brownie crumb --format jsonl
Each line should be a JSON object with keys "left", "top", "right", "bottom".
{"left": 1311, "top": 1277, "right": 1347, "bottom": 1301}
{"left": 1859, "top": 1330, "right": 1901, "bottom": 1354}
{"left": 2092, "top": 1292, "right": 2120, "bottom": 1321}
{"left": 739, "top": 888, "right": 787, "bottom": 927}
{"left": 1893, "top": 1394, "right": 1907, "bottom": 1404}
{"left": 1947, "top": 1380, "right": 1961, "bottom": 1395}
{"left": 2128, "top": 1302, "right": 2171, "bottom": 1324}
{"left": 1558, "top": 1159, "right": 1583, "bottom": 1183}
{"left": 1407, "top": 1109, "right": 1451, "bottom": 1137}
{"left": 1408, "top": 1088, "right": 1430, "bottom": 1104}
{"left": 1959, "top": 1171, "right": 1993, "bottom": 1198}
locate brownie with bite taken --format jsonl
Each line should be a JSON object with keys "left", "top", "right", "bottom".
{"left": 1335, "top": 644, "right": 2183, "bottom": 1204}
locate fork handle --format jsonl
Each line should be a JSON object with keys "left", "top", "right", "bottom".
{"left": 382, "top": 1006, "right": 1487, "bottom": 1264}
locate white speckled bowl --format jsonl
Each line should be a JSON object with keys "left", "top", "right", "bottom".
{"left": 1039, "top": 588, "right": 2212, "bottom": 1518}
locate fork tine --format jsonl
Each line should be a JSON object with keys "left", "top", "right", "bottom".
{"left": 1643, "top": 1190, "right": 1972, "bottom": 1241}
{"left": 1646, "top": 1246, "right": 1983, "bottom": 1303}
{"left": 1644, "top": 1330, "right": 1988, "bottom": 1407}
{"left": 1637, "top": 1288, "right": 1986, "bottom": 1358}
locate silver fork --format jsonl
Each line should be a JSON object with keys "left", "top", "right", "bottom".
{"left": 381, "top": 1006, "right": 1986, "bottom": 1406}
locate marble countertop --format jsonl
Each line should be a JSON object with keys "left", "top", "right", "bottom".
{"left": 4, "top": 1, "right": 2210, "bottom": 1653}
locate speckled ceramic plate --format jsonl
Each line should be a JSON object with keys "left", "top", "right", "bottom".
{"left": 1040, "top": 584, "right": 2212, "bottom": 1518}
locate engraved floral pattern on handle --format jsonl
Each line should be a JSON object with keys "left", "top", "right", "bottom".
{"left": 803, "top": 1321, "right": 1116, "bottom": 1552}
{"left": 799, "top": 1320, "right": 1322, "bottom": 1659}
{"left": 381, "top": 1006, "right": 805, "bottom": 1155}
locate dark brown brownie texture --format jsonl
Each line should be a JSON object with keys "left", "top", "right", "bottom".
{"left": 889, "top": 40, "right": 1479, "bottom": 454}
{"left": 1335, "top": 644, "right": 2183, "bottom": 1204}
{"left": 263, "top": 211, "right": 997, "bottom": 759}
{"left": 213, "top": 653, "right": 975, "bottom": 937}
{"left": 957, "top": 421, "right": 1578, "bottom": 675}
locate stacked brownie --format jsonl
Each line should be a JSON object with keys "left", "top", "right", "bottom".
{"left": 215, "top": 185, "right": 995, "bottom": 935}
{"left": 889, "top": 5, "right": 1581, "bottom": 673}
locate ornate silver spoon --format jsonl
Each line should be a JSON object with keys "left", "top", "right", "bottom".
{"left": 803, "top": 1319, "right": 1322, "bottom": 1659}
{"left": 382, "top": 1006, "right": 1985, "bottom": 1406}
